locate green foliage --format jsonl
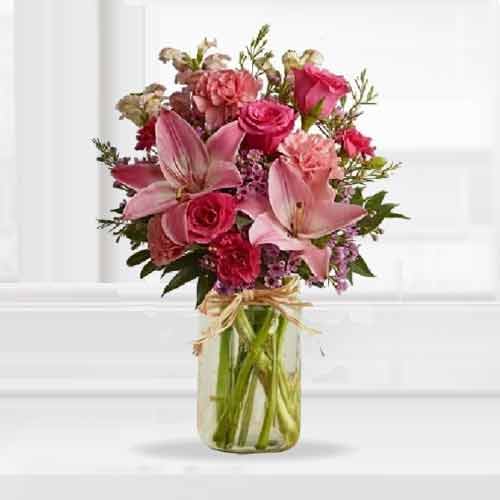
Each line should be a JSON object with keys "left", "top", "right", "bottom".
{"left": 239, "top": 24, "right": 273, "bottom": 77}
{"left": 356, "top": 189, "right": 410, "bottom": 238}
{"left": 350, "top": 255, "right": 375, "bottom": 277}
{"left": 140, "top": 260, "right": 158, "bottom": 279}
{"left": 162, "top": 266, "right": 201, "bottom": 297}
{"left": 92, "top": 138, "right": 119, "bottom": 168}
{"left": 127, "top": 249, "right": 150, "bottom": 267}
{"left": 196, "top": 272, "right": 217, "bottom": 307}
{"left": 236, "top": 214, "right": 253, "bottom": 231}
{"left": 160, "top": 251, "right": 204, "bottom": 277}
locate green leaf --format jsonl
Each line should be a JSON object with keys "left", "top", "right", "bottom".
{"left": 346, "top": 268, "right": 353, "bottom": 285}
{"left": 311, "top": 234, "right": 331, "bottom": 249}
{"left": 123, "top": 221, "right": 148, "bottom": 243}
{"left": 236, "top": 214, "right": 252, "bottom": 230}
{"left": 196, "top": 273, "right": 217, "bottom": 307}
{"left": 351, "top": 187, "right": 364, "bottom": 206}
{"left": 126, "top": 249, "right": 150, "bottom": 267}
{"left": 160, "top": 251, "right": 203, "bottom": 277}
{"left": 140, "top": 260, "right": 158, "bottom": 279}
{"left": 365, "top": 191, "right": 387, "bottom": 210}
{"left": 351, "top": 255, "right": 375, "bottom": 278}
{"left": 386, "top": 212, "right": 410, "bottom": 220}
{"left": 162, "top": 266, "right": 201, "bottom": 297}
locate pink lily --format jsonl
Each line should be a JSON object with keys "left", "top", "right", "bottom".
{"left": 249, "top": 158, "right": 367, "bottom": 280}
{"left": 112, "top": 109, "right": 245, "bottom": 243}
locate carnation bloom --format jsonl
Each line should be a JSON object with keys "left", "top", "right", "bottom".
{"left": 249, "top": 158, "right": 366, "bottom": 280}
{"left": 278, "top": 131, "right": 343, "bottom": 199}
{"left": 147, "top": 214, "right": 185, "bottom": 266}
{"left": 212, "top": 232, "right": 261, "bottom": 286}
{"left": 293, "top": 64, "right": 349, "bottom": 119}
{"left": 193, "top": 69, "right": 260, "bottom": 130}
{"left": 337, "top": 127, "right": 375, "bottom": 158}
{"left": 135, "top": 116, "right": 157, "bottom": 151}
{"left": 238, "top": 100, "right": 295, "bottom": 154}
{"left": 112, "top": 109, "right": 245, "bottom": 244}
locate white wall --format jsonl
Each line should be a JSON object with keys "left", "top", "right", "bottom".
{"left": 1, "top": 0, "right": 500, "bottom": 395}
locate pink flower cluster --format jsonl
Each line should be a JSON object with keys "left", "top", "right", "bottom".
{"left": 104, "top": 31, "right": 394, "bottom": 296}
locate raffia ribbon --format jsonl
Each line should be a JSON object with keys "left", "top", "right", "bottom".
{"left": 194, "top": 278, "right": 320, "bottom": 355}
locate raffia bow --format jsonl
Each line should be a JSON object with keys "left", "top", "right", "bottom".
{"left": 194, "top": 278, "right": 320, "bottom": 354}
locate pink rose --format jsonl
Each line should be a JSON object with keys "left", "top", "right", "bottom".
{"left": 147, "top": 215, "right": 185, "bottom": 266}
{"left": 337, "top": 128, "right": 375, "bottom": 158}
{"left": 186, "top": 192, "right": 236, "bottom": 244}
{"left": 293, "top": 64, "right": 350, "bottom": 118}
{"left": 193, "top": 69, "right": 260, "bottom": 130}
{"left": 213, "top": 232, "right": 261, "bottom": 286}
{"left": 238, "top": 100, "right": 295, "bottom": 154}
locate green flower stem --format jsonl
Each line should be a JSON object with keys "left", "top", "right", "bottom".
{"left": 256, "top": 321, "right": 280, "bottom": 449}
{"left": 237, "top": 370, "right": 258, "bottom": 447}
{"left": 214, "top": 328, "right": 233, "bottom": 448}
{"left": 236, "top": 309, "right": 299, "bottom": 444}
{"left": 212, "top": 308, "right": 276, "bottom": 446}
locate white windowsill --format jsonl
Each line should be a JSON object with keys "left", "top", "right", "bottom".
{"left": 1, "top": 283, "right": 500, "bottom": 396}
{"left": 1, "top": 395, "right": 500, "bottom": 499}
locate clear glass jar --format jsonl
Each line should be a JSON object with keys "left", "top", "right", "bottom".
{"left": 197, "top": 304, "right": 301, "bottom": 453}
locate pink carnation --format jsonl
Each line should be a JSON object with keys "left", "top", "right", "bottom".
{"left": 192, "top": 69, "right": 260, "bottom": 130}
{"left": 278, "top": 130, "right": 343, "bottom": 181}
{"left": 213, "top": 232, "right": 261, "bottom": 286}
{"left": 147, "top": 215, "right": 185, "bottom": 266}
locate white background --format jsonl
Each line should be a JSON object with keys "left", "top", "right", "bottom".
{"left": 1, "top": 0, "right": 500, "bottom": 395}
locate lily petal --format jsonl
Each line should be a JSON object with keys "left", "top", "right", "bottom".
{"left": 268, "top": 158, "right": 313, "bottom": 232}
{"left": 123, "top": 181, "right": 177, "bottom": 220}
{"left": 206, "top": 121, "right": 246, "bottom": 163}
{"left": 237, "top": 194, "right": 271, "bottom": 219}
{"left": 308, "top": 167, "right": 337, "bottom": 202}
{"left": 161, "top": 201, "right": 189, "bottom": 244}
{"left": 111, "top": 162, "right": 165, "bottom": 191}
{"left": 300, "top": 200, "right": 367, "bottom": 239}
{"left": 249, "top": 211, "right": 306, "bottom": 251}
{"left": 301, "top": 242, "right": 332, "bottom": 280}
{"left": 205, "top": 160, "right": 242, "bottom": 191}
{"left": 156, "top": 109, "right": 209, "bottom": 190}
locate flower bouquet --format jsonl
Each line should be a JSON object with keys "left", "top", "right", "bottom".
{"left": 96, "top": 26, "right": 407, "bottom": 453}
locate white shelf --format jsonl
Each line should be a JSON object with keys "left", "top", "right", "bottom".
{"left": 1, "top": 396, "right": 500, "bottom": 499}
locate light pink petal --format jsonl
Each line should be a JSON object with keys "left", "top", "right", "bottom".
{"left": 308, "top": 168, "right": 336, "bottom": 202}
{"left": 161, "top": 202, "right": 189, "bottom": 244}
{"left": 300, "top": 200, "right": 367, "bottom": 239}
{"left": 192, "top": 95, "right": 209, "bottom": 113}
{"left": 237, "top": 194, "right": 271, "bottom": 219}
{"left": 155, "top": 109, "right": 209, "bottom": 190}
{"left": 204, "top": 160, "right": 242, "bottom": 191}
{"left": 268, "top": 158, "right": 313, "bottom": 232}
{"left": 249, "top": 212, "right": 306, "bottom": 251}
{"left": 206, "top": 121, "right": 246, "bottom": 163}
{"left": 111, "top": 163, "right": 165, "bottom": 190}
{"left": 123, "top": 181, "right": 177, "bottom": 220}
{"left": 301, "top": 243, "right": 331, "bottom": 280}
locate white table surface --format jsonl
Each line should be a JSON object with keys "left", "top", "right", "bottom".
{"left": 1, "top": 396, "right": 500, "bottom": 499}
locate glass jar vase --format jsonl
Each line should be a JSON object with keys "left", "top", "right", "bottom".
{"left": 197, "top": 304, "right": 301, "bottom": 453}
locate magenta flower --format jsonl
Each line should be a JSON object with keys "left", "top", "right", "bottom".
{"left": 112, "top": 109, "right": 245, "bottom": 243}
{"left": 293, "top": 64, "right": 350, "bottom": 119}
{"left": 249, "top": 158, "right": 366, "bottom": 280}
